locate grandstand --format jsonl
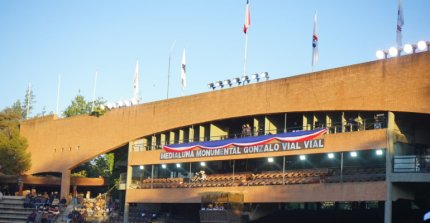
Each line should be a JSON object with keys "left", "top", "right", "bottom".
{"left": 18, "top": 51, "right": 430, "bottom": 223}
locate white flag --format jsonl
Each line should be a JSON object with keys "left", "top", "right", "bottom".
{"left": 181, "top": 48, "right": 186, "bottom": 90}
{"left": 312, "top": 12, "right": 318, "bottom": 67}
{"left": 396, "top": 0, "right": 404, "bottom": 48}
{"left": 133, "top": 60, "right": 139, "bottom": 102}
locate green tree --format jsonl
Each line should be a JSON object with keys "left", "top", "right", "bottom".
{"left": 63, "top": 95, "right": 91, "bottom": 117}
{"left": 72, "top": 153, "right": 114, "bottom": 178}
{"left": 21, "top": 86, "right": 36, "bottom": 119}
{"left": 0, "top": 108, "right": 31, "bottom": 175}
{"left": 63, "top": 95, "right": 106, "bottom": 117}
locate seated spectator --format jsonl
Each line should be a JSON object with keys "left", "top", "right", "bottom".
{"left": 26, "top": 210, "right": 37, "bottom": 223}
{"left": 24, "top": 193, "right": 32, "bottom": 208}
{"left": 0, "top": 191, "right": 3, "bottom": 201}
{"left": 60, "top": 196, "right": 67, "bottom": 207}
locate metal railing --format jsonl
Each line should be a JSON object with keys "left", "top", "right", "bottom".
{"left": 393, "top": 155, "right": 430, "bottom": 173}
{"left": 132, "top": 118, "right": 387, "bottom": 152}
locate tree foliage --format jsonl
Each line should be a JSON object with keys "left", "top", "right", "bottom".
{"left": 63, "top": 94, "right": 106, "bottom": 117}
{"left": 72, "top": 153, "right": 114, "bottom": 178}
{"left": 0, "top": 107, "right": 31, "bottom": 175}
{"left": 21, "top": 87, "right": 36, "bottom": 119}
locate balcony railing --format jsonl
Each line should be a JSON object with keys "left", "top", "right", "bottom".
{"left": 393, "top": 155, "right": 430, "bottom": 173}
{"left": 133, "top": 118, "right": 387, "bottom": 152}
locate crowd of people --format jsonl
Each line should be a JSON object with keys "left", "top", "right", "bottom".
{"left": 191, "top": 170, "right": 207, "bottom": 182}
{"left": 24, "top": 192, "right": 64, "bottom": 223}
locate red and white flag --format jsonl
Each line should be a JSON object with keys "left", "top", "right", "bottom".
{"left": 181, "top": 48, "right": 186, "bottom": 91}
{"left": 396, "top": 0, "right": 404, "bottom": 48}
{"left": 312, "top": 12, "right": 318, "bottom": 67}
{"left": 243, "top": 0, "right": 251, "bottom": 34}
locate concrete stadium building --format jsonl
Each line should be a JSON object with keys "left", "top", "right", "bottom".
{"left": 19, "top": 51, "right": 430, "bottom": 223}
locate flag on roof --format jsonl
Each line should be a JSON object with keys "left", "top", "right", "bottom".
{"left": 312, "top": 12, "right": 318, "bottom": 67}
{"left": 243, "top": 0, "right": 251, "bottom": 34}
{"left": 181, "top": 48, "right": 186, "bottom": 90}
{"left": 396, "top": 0, "right": 404, "bottom": 48}
{"left": 133, "top": 60, "right": 140, "bottom": 102}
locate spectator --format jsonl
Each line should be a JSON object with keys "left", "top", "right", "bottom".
{"left": 0, "top": 190, "right": 3, "bottom": 201}
{"left": 26, "top": 210, "right": 37, "bottom": 223}
{"left": 24, "top": 193, "right": 32, "bottom": 208}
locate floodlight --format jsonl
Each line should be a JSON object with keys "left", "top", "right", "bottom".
{"left": 139, "top": 165, "right": 144, "bottom": 170}
{"left": 388, "top": 47, "right": 399, "bottom": 57}
{"left": 106, "top": 102, "right": 113, "bottom": 109}
{"left": 208, "top": 83, "right": 215, "bottom": 90}
{"left": 260, "top": 72, "right": 269, "bottom": 80}
{"left": 376, "top": 50, "right": 387, "bottom": 59}
{"left": 251, "top": 73, "right": 259, "bottom": 81}
{"left": 223, "top": 79, "right": 232, "bottom": 87}
{"left": 232, "top": 77, "right": 241, "bottom": 85}
{"left": 130, "top": 98, "right": 138, "bottom": 105}
{"left": 215, "top": 81, "right": 224, "bottom": 88}
{"left": 376, "top": 149, "right": 383, "bottom": 156}
{"left": 176, "top": 163, "right": 181, "bottom": 168}
{"left": 161, "top": 164, "right": 167, "bottom": 169}
{"left": 267, "top": 157, "right": 274, "bottom": 163}
{"left": 417, "top": 40, "right": 429, "bottom": 51}
{"left": 403, "top": 44, "right": 415, "bottom": 54}
{"left": 200, "top": 162, "right": 206, "bottom": 167}
{"left": 327, "top": 153, "right": 335, "bottom": 159}
{"left": 350, "top": 151, "right": 357, "bottom": 157}
{"left": 241, "top": 75, "right": 250, "bottom": 84}
{"left": 299, "top": 155, "right": 306, "bottom": 160}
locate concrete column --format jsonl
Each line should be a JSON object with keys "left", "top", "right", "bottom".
{"left": 60, "top": 169, "right": 71, "bottom": 199}
{"left": 384, "top": 112, "right": 395, "bottom": 223}
{"left": 199, "top": 126, "right": 205, "bottom": 141}
{"left": 124, "top": 143, "right": 134, "bottom": 223}
{"left": 179, "top": 129, "right": 184, "bottom": 143}
{"left": 265, "top": 116, "right": 277, "bottom": 134}
{"left": 124, "top": 202, "right": 130, "bottom": 223}
{"left": 189, "top": 127, "right": 195, "bottom": 142}
{"left": 160, "top": 133, "right": 166, "bottom": 146}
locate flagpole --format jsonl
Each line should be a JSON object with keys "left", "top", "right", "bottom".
{"left": 92, "top": 71, "right": 98, "bottom": 111}
{"left": 181, "top": 48, "right": 186, "bottom": 96}
{"left": 243, "top": 0, "right": 250, "bottom": 78}
{"left": 167, "top": 40, "right": 176, "bottom": 99}
{"left": 56, "top": 74, "right": 61, "bottom": 116}
{"left": 243, "top": 33, "right": 248, "bottom": 78}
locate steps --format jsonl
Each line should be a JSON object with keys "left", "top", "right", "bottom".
{"left": 0, "top": 196, "right": 34, "bottom": 223}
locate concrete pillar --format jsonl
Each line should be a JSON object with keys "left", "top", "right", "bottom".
{"left": 160, "top": 133, "right": 166, "bottom": 146}
{"left": 199, "top": 125, "right": 206, "bottom": 141}
{"left": 124, "top": 143, "right": 134, "bottom": 223}
{"left": 384, "top": 112, "right": 395, "bottom": 223}
{"left": 60, "top": 170, "right": 71, "bottom": 199}
{"left": 189, "top": 127, "right": 195, "bottom": 142}
{"left": 124, "top": 202, "right": 130, "bottom": 223}
{"left": 265, "top": 116, "right": 277, "bottom": 134}
{"left": 179, "top": 129, "right": 185, "bottom": 143}
{"left": 210, "top": 124, "right": 227, "bottom": 140}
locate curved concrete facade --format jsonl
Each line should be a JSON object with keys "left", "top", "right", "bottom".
{"left": 20, "top": 52, "right": 430, "bottom": 175}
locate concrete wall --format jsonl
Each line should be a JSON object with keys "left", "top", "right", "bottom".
{"left": 20, "top": 52, "right": 430, "bottom": 175}
{"left": 126, "top": 181, "right": 386, "bottom": 203}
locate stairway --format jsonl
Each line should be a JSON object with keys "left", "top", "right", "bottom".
{"left": 0, "top": 196, "right": 33, "bottom": 223}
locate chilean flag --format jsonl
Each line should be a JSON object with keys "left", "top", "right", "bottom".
{"left": 163, "top": 128, "right": 327, "bottom": 152}
{"left": 312, "top": 12, "right": 318, "bottom": 67}
{"left": 243, "top": 0, "right": 251, "bottom": 34}
{"left": 396, "top": 0, "right": 404, "bottom": 47}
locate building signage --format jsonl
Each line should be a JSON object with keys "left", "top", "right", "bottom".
{"left": 160, "top": 139, "right": 324, "bottom": 160}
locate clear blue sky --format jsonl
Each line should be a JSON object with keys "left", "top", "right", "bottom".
{"left": 0, "top": 0, "right": 429, "bottom": 116}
